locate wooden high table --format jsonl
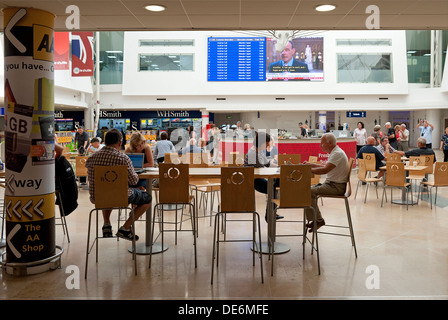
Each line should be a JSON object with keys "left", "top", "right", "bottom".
{"left": 133, "top": 167, "right": 289, "bottom": 255}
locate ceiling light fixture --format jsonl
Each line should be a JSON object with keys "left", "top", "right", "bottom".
{"left": 145, "top": 4, "right": 166, "bottom": 12}
{"left": 315, "top": 4, "right": 336, "bottom": 12}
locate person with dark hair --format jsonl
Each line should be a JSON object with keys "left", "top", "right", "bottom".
{"left": 268, "top": 41, "right": 310, "bottom": 73}
{"left": 353, "top": 121, "right": 367, "bottom": 154}
{"left": 154, "top": 131, "right": 175, "bottom": 163}
{"left": 74, "top": 126, "right": 89, "bottom": 155}
{"left": 244, "top": 131, "right": 283, "bottom": 221}
{"left": 298, "top": 122, "right": 307, "bottom": 138}
{"left": 85, "top": 128, "right": 152, "bottom": 241}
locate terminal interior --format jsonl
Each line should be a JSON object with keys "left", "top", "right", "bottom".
{"left": 0, "top": 0, "right": 448, "bottom": 300}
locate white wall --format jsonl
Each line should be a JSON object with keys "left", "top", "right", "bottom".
{"left": 122, "top": 30, "right": 409, "bottom": 98}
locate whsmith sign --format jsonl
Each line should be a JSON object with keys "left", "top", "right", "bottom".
{"left": 91, "top": 110, "right": 201, "bottom": 119}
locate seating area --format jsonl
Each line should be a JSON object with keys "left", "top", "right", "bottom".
{"left": 1, "top": 149, "right": 448, "bottom": 299}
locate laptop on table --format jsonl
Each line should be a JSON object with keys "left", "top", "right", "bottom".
{"left": 128, "top": 153, "right": 145, "bottom": 174}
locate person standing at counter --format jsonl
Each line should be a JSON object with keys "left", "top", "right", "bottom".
{"left": 299, "top": 122, "right": 307, "bottom": 138}
{"left": 353, "top": 121, "right": 367, "bottom": 154}
{"left": 75, "top": 126, "right": 90, "bottom": 155}
{"left": 244, "top": 131, "right": 283, "bottom": 221}
{"left": 303, "top": 133, "right": 349, "bottom": 232}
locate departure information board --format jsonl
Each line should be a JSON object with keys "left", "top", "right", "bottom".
{"left": 207, "top": 37, "right": 266, "bottom": 81}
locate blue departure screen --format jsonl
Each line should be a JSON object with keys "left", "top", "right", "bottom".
{"left": 207, "top": 37, "right": 266, "bottom": 81}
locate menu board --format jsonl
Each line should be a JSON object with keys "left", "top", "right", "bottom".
{"left": 207, "top": 37, "right": 266, "bottom": 81}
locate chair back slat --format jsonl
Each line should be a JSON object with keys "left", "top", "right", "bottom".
{"left": 279, "top": 164, "right": 311, "bottom": 208}
{"left": 278, "top": 154, "right": 301, "bottom": 165}
{"left": 220, "top": 167, "right": 255, "bottom": 212}
{"left": 434, "top": 162, "right": 448, "bottom": 186}
{"left": 357, "top": 158, "right": 367, "bottom": 181}
{"left": 387, "top": 153, "right": 401, "bottom": 162}
{"left": 158, "top": 163, "right": 190, "bottom": 204}
{"left": 362, "top": 153, "right": 376, "bottom": 171}
{"left": 94, "top": 165, "right": 128, "bottom": 209}
{"left": 308, "top": 156, "right": 320, "bottom": 185}
{"left": 76, "top": 156, "right": 88, "bottom": 176}
{"left": 164, "top": 153, "right": 181, "bottom": 164}
{"left": 422, "top": 154, "right": 434, "bottom": 174}
{"left": 386, "top": 162, "right": 406, "bottom": 187}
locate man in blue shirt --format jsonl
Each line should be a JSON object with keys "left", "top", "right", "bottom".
{"left": 418, "top": 119, "right": 434, "bottom": 149}
{"left": 357, "top": 136, "right": 386, "bottom": 178}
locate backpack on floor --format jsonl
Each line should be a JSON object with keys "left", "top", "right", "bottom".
{"left": 55, "top": 155, "right": 78, "bottom": 216}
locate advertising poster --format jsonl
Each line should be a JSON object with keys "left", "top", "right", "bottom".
{"left": 71, "top": 31, "right": 94, "bottom": 77}
{"left": 3, "top": 7, "right": 56, "bottom": 263}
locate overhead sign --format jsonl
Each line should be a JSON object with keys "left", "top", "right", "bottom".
{"left": 346, "top": 111, "right": 366, "bottom": 118}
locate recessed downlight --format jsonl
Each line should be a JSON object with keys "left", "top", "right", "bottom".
{"left": 315, "top": 4, "right": 336, "bottom": 12}
{"left": 145, "top": 4, "right": 166, "bottom": 12}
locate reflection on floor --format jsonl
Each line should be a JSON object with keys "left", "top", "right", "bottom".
{"left": 1, "top": 158, "right": 448, "bottom": 300}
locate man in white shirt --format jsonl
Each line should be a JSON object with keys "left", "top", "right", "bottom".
{"left": 303, "top": 133, "right": 349, "bottom": 232}
{"left": 398, "top": 123, "right": 409, "bottom": 151}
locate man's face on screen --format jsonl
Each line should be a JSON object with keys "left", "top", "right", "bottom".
{"left": 281, "top": 42, "right": 295, "bottom": 64}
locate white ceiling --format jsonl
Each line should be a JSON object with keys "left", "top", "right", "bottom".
{"left": 0, "top": 0, "right": 447, "bottom": 31}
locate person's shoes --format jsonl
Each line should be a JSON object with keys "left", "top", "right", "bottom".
{"left": 102, "top": 224, "right": 113, "bottom": 238}
{"left": 308, "top": 219, "right": 325, "bottom": 232}
{"left": 362, "top": 182, "right": 367, "bottom": 185}
{"left": 116, "top": 227, "right": 139, "bottom": 241}
{"left": 264, "top": 214, "right": 284, "bottom": 222}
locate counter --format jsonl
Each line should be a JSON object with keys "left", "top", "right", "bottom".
{"left": 219, "top": 137, "right": 357, "bottom": 165}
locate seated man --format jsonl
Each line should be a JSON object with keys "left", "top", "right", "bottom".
{"left": 85, "top": 128, "right": 152, "bottom": 240}
{"left": 395, "top": 137, "right": 436, "bottom": 181}
{"left": 244, "top": 131, "right": 282, "bottom": 221}
{"left": 395, "top": 137, "right": 436, "bottom": 161}
{"left": 303, "top": 133, "right": 349, "bottom": 232}
{"left": 357, "top": 136, "right": 386, "bottom": 178}
{"left": 376, "top": 137, "right": 397, "bottom": 158}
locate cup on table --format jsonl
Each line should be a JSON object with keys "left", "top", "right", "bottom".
{"left": 413, "top": 161, "right": 418, "bottom": 167}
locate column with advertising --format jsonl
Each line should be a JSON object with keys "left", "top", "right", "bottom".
{"left": 2, "top": 7, "right": 62, "bottom": 274}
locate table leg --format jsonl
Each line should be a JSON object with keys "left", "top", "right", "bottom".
{"left": 252, "top": 177, "right": 290, "bottom": 255}
{"left": 128, "top": 178, "right": 168, "bottom": 255}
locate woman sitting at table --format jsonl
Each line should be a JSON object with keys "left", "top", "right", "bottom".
{"left": 125, "top": 132, "right": 155, "bottom": 189}
{"left": 244, "top": 131, "right": 282, "bottom": 221}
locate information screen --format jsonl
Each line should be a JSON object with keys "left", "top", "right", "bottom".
{"left": 207, "top": 37, "right": 266, "bottom": 81}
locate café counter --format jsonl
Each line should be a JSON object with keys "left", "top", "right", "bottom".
{"left": 219, "top": 137, "right": 357, "bottom": 164}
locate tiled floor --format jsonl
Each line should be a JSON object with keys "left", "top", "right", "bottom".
{"left": 1, "top": 152, "right": 448, "bottom": 300}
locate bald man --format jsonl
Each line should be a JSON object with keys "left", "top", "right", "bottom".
{"left": 303, "top": 133, "right": 349, "bottom": 232}
{"left": 357, "top": 136, "right": 386, "bottom": 178}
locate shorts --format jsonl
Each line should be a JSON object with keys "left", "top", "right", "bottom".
{"left": 128, "top": 188, "right": 152, "bottom": 206}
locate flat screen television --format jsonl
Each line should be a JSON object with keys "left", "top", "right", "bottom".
{"left": 265, "top": 36, "right": 324, "bottom": 81}
{"left": 207, "top": 36, "right": 324, "bottom": 82}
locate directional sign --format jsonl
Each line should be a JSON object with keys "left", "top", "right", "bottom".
{"left": 4, "top": 8, "right": 27, "bottom": 54}
{"left": 5, "top": 193, "right": 54, "bottom": 223}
